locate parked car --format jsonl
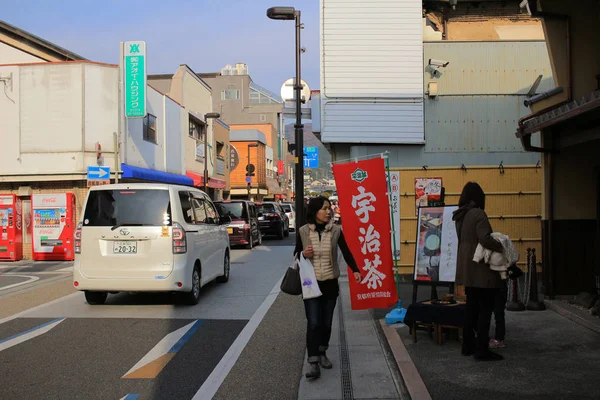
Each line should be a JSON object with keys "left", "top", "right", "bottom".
{"left": 256, "top": 201, "right": 289, "bottom": 239}
{"left": 214, "top": 200, "right": 262, "bottom": 249}
{"left": 73, "top": 183, "right": 231, "bottom": 306}
{"left": 280, "top": 203, "right": 296, "bottom": 231}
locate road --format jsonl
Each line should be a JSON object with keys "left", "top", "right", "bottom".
{"left": 0, "top": 234, "right": 306, "bottom": 400}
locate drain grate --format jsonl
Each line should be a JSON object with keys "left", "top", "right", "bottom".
{"left": 338, "top": 295, "right": 354, "bottom": 400}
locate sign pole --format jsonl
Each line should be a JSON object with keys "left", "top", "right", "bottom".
{"left": 384, "top": 155, "right": 407, "bottom": 325}
{"left": 117, "top": 42, "right": 125, "bottom": 183}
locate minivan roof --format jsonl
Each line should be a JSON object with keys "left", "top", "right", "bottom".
{"left": 88, "top": 183, "right": 207, "bottom": 194}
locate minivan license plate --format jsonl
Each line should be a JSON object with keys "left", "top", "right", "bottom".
{"left": 113, "top": 241, "right": 137, "bottom": 254}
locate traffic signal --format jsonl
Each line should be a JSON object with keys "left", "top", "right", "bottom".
{"left": 245, "top": 163, "right": 256, "bottom": 177}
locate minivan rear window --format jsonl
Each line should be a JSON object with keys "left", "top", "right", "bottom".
{"left": 281, "top": 204, "right": 292, "bottom": 213}
{"left": 258, "top": 204, "right": 276, "bottom": 214}
{"left": 215, "top": 202, "right": 247, "bottom": 220}
{"left": 83, "top": 189, "right": 172, "bottom": 227}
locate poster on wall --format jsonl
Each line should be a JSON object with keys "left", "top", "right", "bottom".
{"left": 415, "top": 178, "right": 443, "bottom": 215}
{"left": 387, "top": 171, "right": 401, "bottom": 260}
{"left": 413, "top": 205, "right": 459, "bottom": 283}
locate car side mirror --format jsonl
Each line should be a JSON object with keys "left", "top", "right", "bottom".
{"left": 220, "top": 215, "right": 232, "bottom": 225}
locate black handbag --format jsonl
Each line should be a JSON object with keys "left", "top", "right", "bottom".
{"left": 507, "top": 264, "right": 523, "bottom": 280}
{"left": 281, "top": 259, "right": 302, "bottom": 296}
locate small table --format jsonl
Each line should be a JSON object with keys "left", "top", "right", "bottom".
{"left": 404, "top": 301, "right": 466, "bottom": 345}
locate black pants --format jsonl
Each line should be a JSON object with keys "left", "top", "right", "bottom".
{"left": 304, "top": 279, "right": 338, "bottom": 363}
{"left": 493, "top": 284, "right": 508, "bottom": 341}
{"left": 464, "top": 287, "right": 499, "bottom": 355}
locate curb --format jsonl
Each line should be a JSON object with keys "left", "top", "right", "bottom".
{"left": 545, "top": 300, "right": 600, "bottom": 335}
{"left": 380, "top": 320, "right": 432, "bottom": 400}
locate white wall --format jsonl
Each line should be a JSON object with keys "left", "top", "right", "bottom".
{"left": 0, "top": 62, "right": 185, "bottom": 180}
{"left": 319, "top": 0, "right": 424, "bottom": 144}
{"left": 165, "top": 97, "right": 185, "bottom": 175}
{"left": 0, "top": 42, "right": 44, "bottom": 64}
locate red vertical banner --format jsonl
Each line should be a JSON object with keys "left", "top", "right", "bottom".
{"left": 333, "top": 158, "right": 398, "bottom": 310}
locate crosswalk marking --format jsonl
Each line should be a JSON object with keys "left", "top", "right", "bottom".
{"left": 122, "top": 319, "right": 203, "bottom": 379}
{"left": 0, "top": 318, "right": 65, "bottom": 352}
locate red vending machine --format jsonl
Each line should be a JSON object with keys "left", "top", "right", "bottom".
{"left": 31, "top": 193, "right": 76, "bottom": 261}
{"left": 0, "top": 194, "right": 23, "bottom": 261}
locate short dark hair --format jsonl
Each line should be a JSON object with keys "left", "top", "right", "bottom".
{"left": 306, "top": 196, "right": 330, "bottom": 224}
{"left": 458, "top": 182, "right": 486, "bottom": 210}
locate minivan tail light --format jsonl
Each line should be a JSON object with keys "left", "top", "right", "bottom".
{"left": 172, "top": 222, "right": 187, "bottom": 254}
{"left": 74, "top": 222, "right": 82, "bottom": 254}
{"left": 243, "top": 224, "right": 250, "bottom": 230}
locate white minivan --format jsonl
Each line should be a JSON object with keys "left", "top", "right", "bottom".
{"left": 73, "top": 183, "right": 231, "bottom": 305}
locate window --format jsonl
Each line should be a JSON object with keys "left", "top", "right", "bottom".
{"left": 83, "top": 189, "right": 171, "bottom": 227}
{"left": 216, "top": 201, "right": 248, "bottom": 220}
{"left": 258, "top": 203, "right": 276, "bottom": 214}
{"left": 143, "top": 114, "right": 157, "bottom": 143}
{"left": 221, "top": 89, "right": 240, "bottom": 100}
{"left": 191, "top": 197, "right": 207, "bottom": 224}
{"left": 205, "top": 201, "right": 219, "bottom": 225}
{"left": 189, "top": 119, "right": 206, "bottom": 140}
{"left": 179, "top": 192, "right": 194, "bottom": 223}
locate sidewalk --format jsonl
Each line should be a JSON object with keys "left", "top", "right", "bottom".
{"left": 298, "top": 273, "right": 407, "bottom": 400}
{"left": 391, "top": 297, "right": 600, "bottom": 400}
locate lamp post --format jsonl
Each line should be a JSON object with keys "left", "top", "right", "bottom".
{"left": 203, "top": 112, "right": 221, "bottom": 195}
{"left": 267, "top": 6, "right": 304, "bottom": 229}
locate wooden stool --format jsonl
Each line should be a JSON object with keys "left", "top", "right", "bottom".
{"left": 437, "top": 325, "right": 463, "bottom": 345}
{"left": 411, "top": 322, "right": 438, "bottom": 343}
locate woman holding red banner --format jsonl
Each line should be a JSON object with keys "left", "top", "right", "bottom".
{"left": 295, "top": 196, "right": 362, "bottom": 379}
{"left": 452, "top": 182, "right": 505, "bottom": 361}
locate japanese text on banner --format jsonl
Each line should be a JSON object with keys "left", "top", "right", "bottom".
{"left": 332, "top": 158, "right": 398, "bottom": 310}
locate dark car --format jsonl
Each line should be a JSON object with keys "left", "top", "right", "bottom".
{"left": 256, "top": 202, "right": 289, "bottom": 239}
{"left": 214, "top": 200, "right": 262, "bottom": 249}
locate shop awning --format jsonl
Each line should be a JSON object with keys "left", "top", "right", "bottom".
{"left": 122, "top": 164, "right": 193, "bottom": 186}
{"left": 186, "top": 171, "right": 204, "bottom": 187}
{"left": 267, "top": 177, "right": 282, "bottom": 195}
{"left": 208, "top": 178, "right": 226, "bottom": 189}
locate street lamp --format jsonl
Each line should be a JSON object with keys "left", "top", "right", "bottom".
{"left": 267, "top": 6, "right": 304, "bottom": 229}
{"left": 203, "top": 112, "right": 221, "bottom": 194}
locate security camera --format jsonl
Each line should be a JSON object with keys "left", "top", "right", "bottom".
{"left": 429, "top": 59, "right": 449, "bottom": 68}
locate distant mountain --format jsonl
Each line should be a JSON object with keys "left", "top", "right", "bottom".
{"left": 285, "top": 123, "right": 332, "bottom": 174}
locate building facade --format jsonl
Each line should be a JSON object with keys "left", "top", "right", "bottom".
{"left": 516, "top": 0, "right": 600, "bottom": 298}
{"left": 0, "top": 60, "right": 190, "bottom": 259}
{"left": 198, "top": 63, "right": 293, "bottom": 199}
{"left": 229, "top": 130, "right": 269, "bottom": 201}
{"left": 148, "top": 65, "right": 230, "bottom": 200}
{"left": 314, "top": 0, "right": 551, "bottom": 275}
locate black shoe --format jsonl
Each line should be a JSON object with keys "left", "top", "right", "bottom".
{"left": 474, "top": 351, "right": 504, "bottom": 361}
{"left": 305, "top": 362, "right": 321, "bottom": 379}
{"left": 319, "top": 354, "right": 333, "bottom": 369}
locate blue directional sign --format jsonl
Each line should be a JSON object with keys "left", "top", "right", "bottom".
{"left": 303, "top": 146, "right": 319, "bottom": 169}
{"left": 87, "top": 166, "right": 111, "bottom": 180}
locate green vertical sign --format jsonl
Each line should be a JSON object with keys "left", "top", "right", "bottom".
{"left": 124, "top": 41, "right": 147, "bottom": 118}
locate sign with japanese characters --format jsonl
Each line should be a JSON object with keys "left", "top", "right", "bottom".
{"left": 414, "top": 205, "right": 459, "bottom": 283}
{"left": 387, "top": 171, "right": 400, "bottom": 260}
{"left": 415, "top": 178, "right": 442, "bottom": 215}
{"left": 333, "top": 158, "right": 398, "bottom": 310}
{"left": 124, "top": 41, "right": 147, "bottom": 118}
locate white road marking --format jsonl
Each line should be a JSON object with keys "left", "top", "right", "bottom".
{"left": 56, "top": 266, "right": 74, "bottom": 272}
{"left": 0, "top": 318, "right": 65, "bottom": 352}
{"left": 0, "top": 292, "right": 80, "bottom": 326}
{"left": 122, "top": 320, "right": 201, "bottom": 378}
{"left": 0, "top": 275, "right": 39, "bottom": 291}
{"left": 192, "top": 276, "right": 283, "bottom": 400}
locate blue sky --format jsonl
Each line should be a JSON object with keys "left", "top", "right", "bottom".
{"left": 3, "top": 0, "right": 319, "bottom": 94}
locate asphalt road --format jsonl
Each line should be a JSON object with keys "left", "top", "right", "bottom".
{"left": 0, "top": 234, "right": 304, "bottom": 400}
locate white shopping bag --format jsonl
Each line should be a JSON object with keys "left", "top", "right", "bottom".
{"left": 298, "top": 254, "right": 322, "bottom": 300}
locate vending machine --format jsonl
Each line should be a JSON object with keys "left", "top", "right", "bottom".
{"left": 0, "top": 194, "right": 23, "bottom": 261}
{"left": 31, "top": 193, "right": 76, "bottom": 261}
